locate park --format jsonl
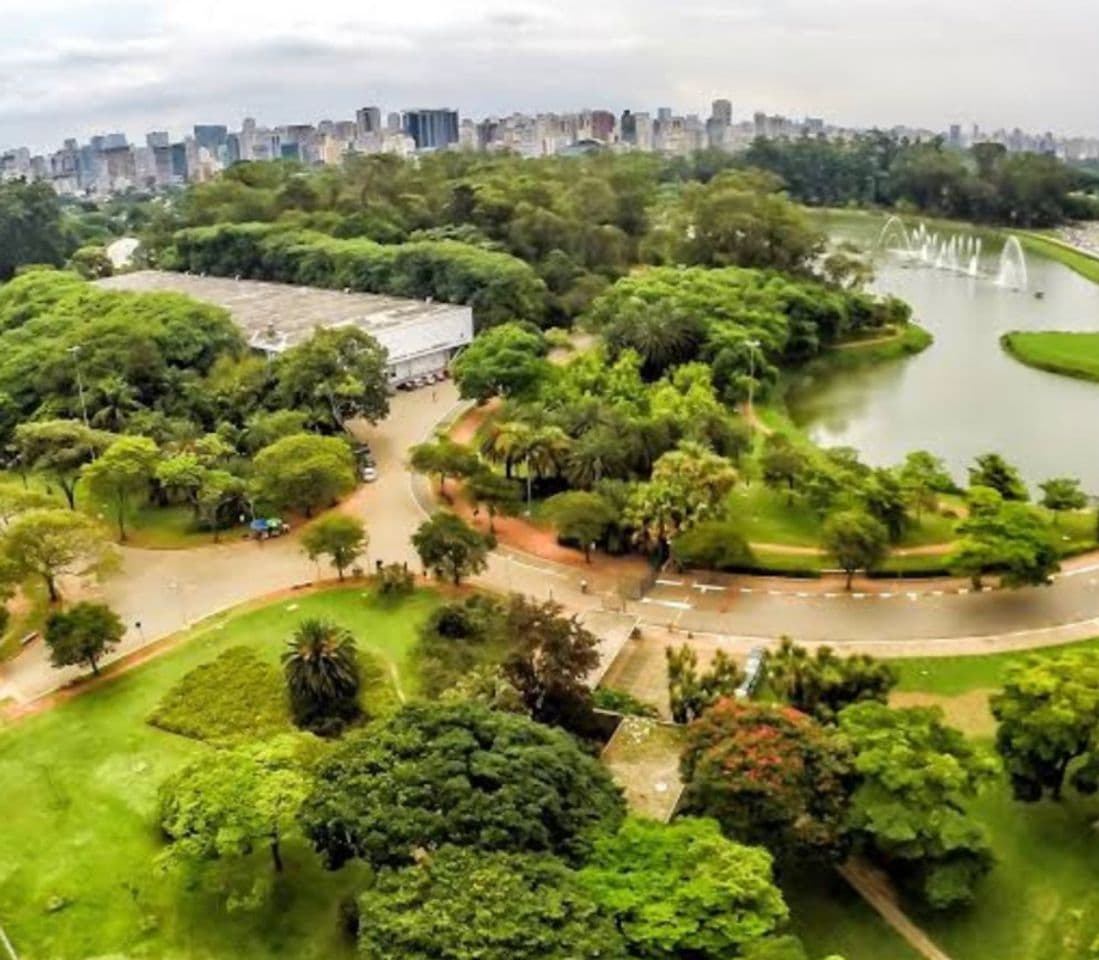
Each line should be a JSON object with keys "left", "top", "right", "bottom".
{"left": 3, "top": 141, "right": 1099, "bottom": 960}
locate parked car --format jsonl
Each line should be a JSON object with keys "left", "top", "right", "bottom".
{"left": 362, "top": 466, "right": 378, "bottom": 483}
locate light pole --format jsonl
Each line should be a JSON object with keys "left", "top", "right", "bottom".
{"left": 67, "top": 345, "right": 90, "bottom": 428}
{"left": 745, "top": 338, "right": 761, "bottom": 436}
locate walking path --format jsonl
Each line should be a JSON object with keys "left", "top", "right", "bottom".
{"left": 837, "top": 861, "right": 953, "bottom": 960}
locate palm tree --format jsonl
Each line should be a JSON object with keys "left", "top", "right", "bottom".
{"left": 479, "top": 420, "right": 534, "bottom": 479}
{"left": 282, "top": 619, "right": 361, "bottom": 732}
{"left": 564, "top": 427, "right": 630, "bottom": 489}
{"left": 90, "top": 375, "right": 141, "bottom": 431}
{"left": 525, "top": 425, "right": 572, "bottom": 481}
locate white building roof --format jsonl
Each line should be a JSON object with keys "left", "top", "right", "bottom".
{"left": 95, "top": 270, "right": 473, "bottom": 364}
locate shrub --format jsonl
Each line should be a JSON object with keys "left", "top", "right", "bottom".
{"left": 148, "top": 647, "right": 289, "bottom": 743}
{"left": 376, "top": 562, "right": 415, "bottom": 596}
{"left": 592, "top": 686, "right": 660, "bottom": 719}
{"left": 672, "top": 520, "right": 754, "bottom": 571}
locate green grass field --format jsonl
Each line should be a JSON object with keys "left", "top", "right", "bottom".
{"left": 0, "top": 586, "right": 439, "bottom": 960}
{"left": 1018, "top": 232, "right": 1099, "bottom": 286}
{"left": 1001, "top": 330, "right": 1099, "bottom": 383}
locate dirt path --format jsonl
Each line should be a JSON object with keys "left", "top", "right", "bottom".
{"left": 838, "top": 860, "right": 953, "bottom": 960}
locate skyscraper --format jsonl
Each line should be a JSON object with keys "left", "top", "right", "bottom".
{"left": 710, "top": 98, "right": 732, "bottom": 126}
{"left": 402, "top": 109, "right": 460, "bottom": 150}
{"left": 356, "top": 106, "right": 382, "bottom": 137}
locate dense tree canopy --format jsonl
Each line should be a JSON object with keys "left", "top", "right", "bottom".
{"left": 356, "top": 846, "right": 627, "bottom": 960}
{"left": 766, "top": 638, "right": 898, "bottom": 723}
{"left": 839, "top": 702, "right": 998, "bottom": 909}
{"left": 743, "top": 134, "right": 1093, "bottom": 226}
{"left": 577, "top": 817, "right": 791, "bottom": 960}
{"left": 991, "top": 650, "right": 1099, "bottom": 801}
{"left": 299, "top": 701, "right": 624, "bottom": 869}
{"left": 251, "top": 433, "right": 357, "bottom": 516}
{"left": 0, "top": 180, "right": 71, "bottom": 280}
{"left": 680, "top": 699, "right": 854, "bottom": 862}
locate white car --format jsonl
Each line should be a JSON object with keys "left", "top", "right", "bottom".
{"left": 361, "top": 466, "right": 378, "bottom": 483}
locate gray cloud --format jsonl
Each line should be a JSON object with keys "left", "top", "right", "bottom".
{"left": 2, "top": 0, "right": 1097, "bottom": 152}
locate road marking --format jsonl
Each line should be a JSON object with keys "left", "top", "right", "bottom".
{"left": 796, "top": 591, "right": 810, "bottom": 598}
{"left": 768, "top": 590, "right": 781, "bottom": 597}
{"left": 930, "top": 590, "right": 944, "bottom": 597}
{"left": 824, "top": 592, "right": 840, "bottom": 598}
{"left": 957, "top": 588, "right": 969, "bottom": 595}
{"left": 641, "top": 598, "right": 693, "bottom": 611}
{"left": 852, "top": 592, "right": 866, "bottom": 599}
{"left": 739, "top": 587, "right": 754, "bottom": 594}
{"left": 693, "top": 584, "right": 727, "bottom": 593}
{"left": 655, "top": 578, "right": 684, "bottom": 587}
{"left": 879, "top": 592, "right": 894, "bottom": 599}
{"left": 908, "top": 592, "right": 919, "bottom": 600}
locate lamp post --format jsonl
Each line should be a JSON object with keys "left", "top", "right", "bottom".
{"left": 67, "top": 344, "right": 90, "bottom": 428}
{"left": 745, "top": 338, "right": 761, "bottom": 436}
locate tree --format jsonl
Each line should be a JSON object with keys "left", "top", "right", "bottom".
{"left": 578, "top": 817, "right": 790, "bottom": 960}
{"left": 274, "top": 326, "right": 389, "bottom": 430}
{"left": 1, "top": 508, "right": 104, "bottom": 601}
{"left": 411, "top": 511, "right": 493, "bottom": 585}
{"left": 300, "top": 514, "right": 367, "bottom": 580}
{"left": 465, "top": 469, "right": 521, "bottom": 532}
{"left": 969, "top": 453, "right": 1028, "bottom": 501}
{"left": 760, "top": 434, "right": 809, "bottom": 504}
{"left": 0, "top": 179, "right": 68, "bottom": 280}
{"left": 544, "top": 490, "right": 617, "bottom": 561}
{"left": 450, "top": 322, "right": 550, "bottom": 401}
{"left": 766, "top": 638, "right": 897, "bottom": 723}
{"left": 838, "top": 702, "right": 998, "bottom": 909}
{"left": 1039, "top": 476, "right": 1087, "bottom": 524}
{"left": 89, "top": 374, "right": 141, "bottom": 432}
{"left": 67, "top": 244, "right": 114, "bottom": 279}
{"left": 822, "top": 510, "right": 889, "bottom": 589}
{"left": 44, "top": 601, "right": 123, "bottom": 676}
{"left": 605, "top": 304, "right": 707, "bottom": 379}
{"left": 282, "top": 618, "right": 361, "bottom": 732}
{"left": 356, "top": 846, "right": 627, "bottom": 960}
{"left": 408, "top": 437, "right": 481, "bottom": 500}
{"left": 950, "top": 493, "right": 1059, "bottom": 589}
{"left": 666, "top": 644, "right": 743, "bottom": 723}
{"left": 501, "top": 595, "right": 600, "bottom": 732}
{"left": 861, "top": 468, "right": 908, "bottom": 543}
{"left": 81, "top": 435, "right": 159, "bottom": 541}
{"left": 899, "top": 450, "right": 954, "bottom": 519}
{"left": 680, "top": 700, "right": 854, "bottom": 862}
{"left": 13, "top": 420, "right": 113, "bottom": 509}
{"left": 155, "top": 452, "right": 206, "bottom": 514}
{"left": 0, "top": 481, "right": 54, "bottom": 527}
{"left": 158, "top": 737, "right": 313, "bottom": 910}
{"left": 252, "top": 433, "right": 356, "bottom": 516}
{"left": 196, "top": 469, "right": 245, "bottom": 542}
{"left": 299, "top": 701, "right": 624, "bottom": 869}
{"left": 990, "top": 650, "right": 1099, "bottom": 801}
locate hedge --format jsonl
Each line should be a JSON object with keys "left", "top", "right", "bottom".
{"left": 169, "top": 223, "right": 548, "bottom": 330}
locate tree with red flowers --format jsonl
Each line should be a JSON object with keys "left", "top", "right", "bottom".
{"left": 679, "top": 699, "right": 854, "bottom": 863}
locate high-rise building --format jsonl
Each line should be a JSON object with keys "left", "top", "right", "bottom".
{"left": 402, "top": 109, "right": 460, "bottom": 150}
{"left": 193, "top": 125, "right": 228, "bottom": 153}
{"left": 590, "top": 109, "right": 616, "bottom": 141}
{"left": 710, "top": 98, "right": 732, "bottom": 126}
{"left": 146, "top": 131, "right": 170, "bottom": 149}
{"left": 356, "top": 106, "right": 382, "bottom": 137}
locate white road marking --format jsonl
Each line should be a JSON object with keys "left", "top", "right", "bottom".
{"left": 693, "top": 584, "right": 727, "bottom": 593}
{"left": 641, "top": 598, "right": 693, "bottom": 611}
{"left": 655, "top": 578, "right": 684, "bottom": 587}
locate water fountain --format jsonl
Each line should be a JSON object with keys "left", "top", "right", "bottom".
{"left": 995, "top": 235, "right": 1029, "bottom": 291}
{"left": 878, "top": 217, "right": 1023, "bottom": 288}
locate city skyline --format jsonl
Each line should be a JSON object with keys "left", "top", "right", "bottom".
{"left": 3, "top": 0, "right": 1098, "bottom": 153}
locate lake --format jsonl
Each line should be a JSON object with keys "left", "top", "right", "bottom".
{"left": 787, "top": 211, "right": 1099, "bottom": 492}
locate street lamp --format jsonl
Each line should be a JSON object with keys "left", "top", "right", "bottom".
{"left": 744, "top": 338, "right": 762, "bottom": 436}
{"left": 67, "top": 345, "right": 90, "bottom": 428}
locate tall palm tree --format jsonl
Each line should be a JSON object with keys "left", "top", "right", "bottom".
{"left": 282, "top": 619, "right": 361, "bottom": 732}
{"left": 479, "top": 420, "right": 534, "bottom": 479}
{"left": 91, "top": 375, "right": 141, "bottom": 431}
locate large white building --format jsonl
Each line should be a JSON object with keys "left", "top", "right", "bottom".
{"left": 97, "top": 271, "right": 473, "bottom": 384}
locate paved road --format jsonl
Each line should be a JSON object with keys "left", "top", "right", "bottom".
{"left": 6, "top": 380, "right": 1099, "bottom": 705}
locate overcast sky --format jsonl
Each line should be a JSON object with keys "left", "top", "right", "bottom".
{"left": 3, "top": 0, "right": 1097, "bottom": 151}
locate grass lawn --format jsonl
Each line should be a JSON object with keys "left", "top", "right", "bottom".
{"left": 1018, "top": 232, "right": 1099, "bottom": 286}
{"left": 0, "top": 586, "right": 439, "bottom": 960}
{"left": 1001, "top": 330, "right": 1099, "bottom": 384}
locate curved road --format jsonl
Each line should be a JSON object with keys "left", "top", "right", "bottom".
{"left": 4, "top": 381, "right": 1099, "bottom": 705}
